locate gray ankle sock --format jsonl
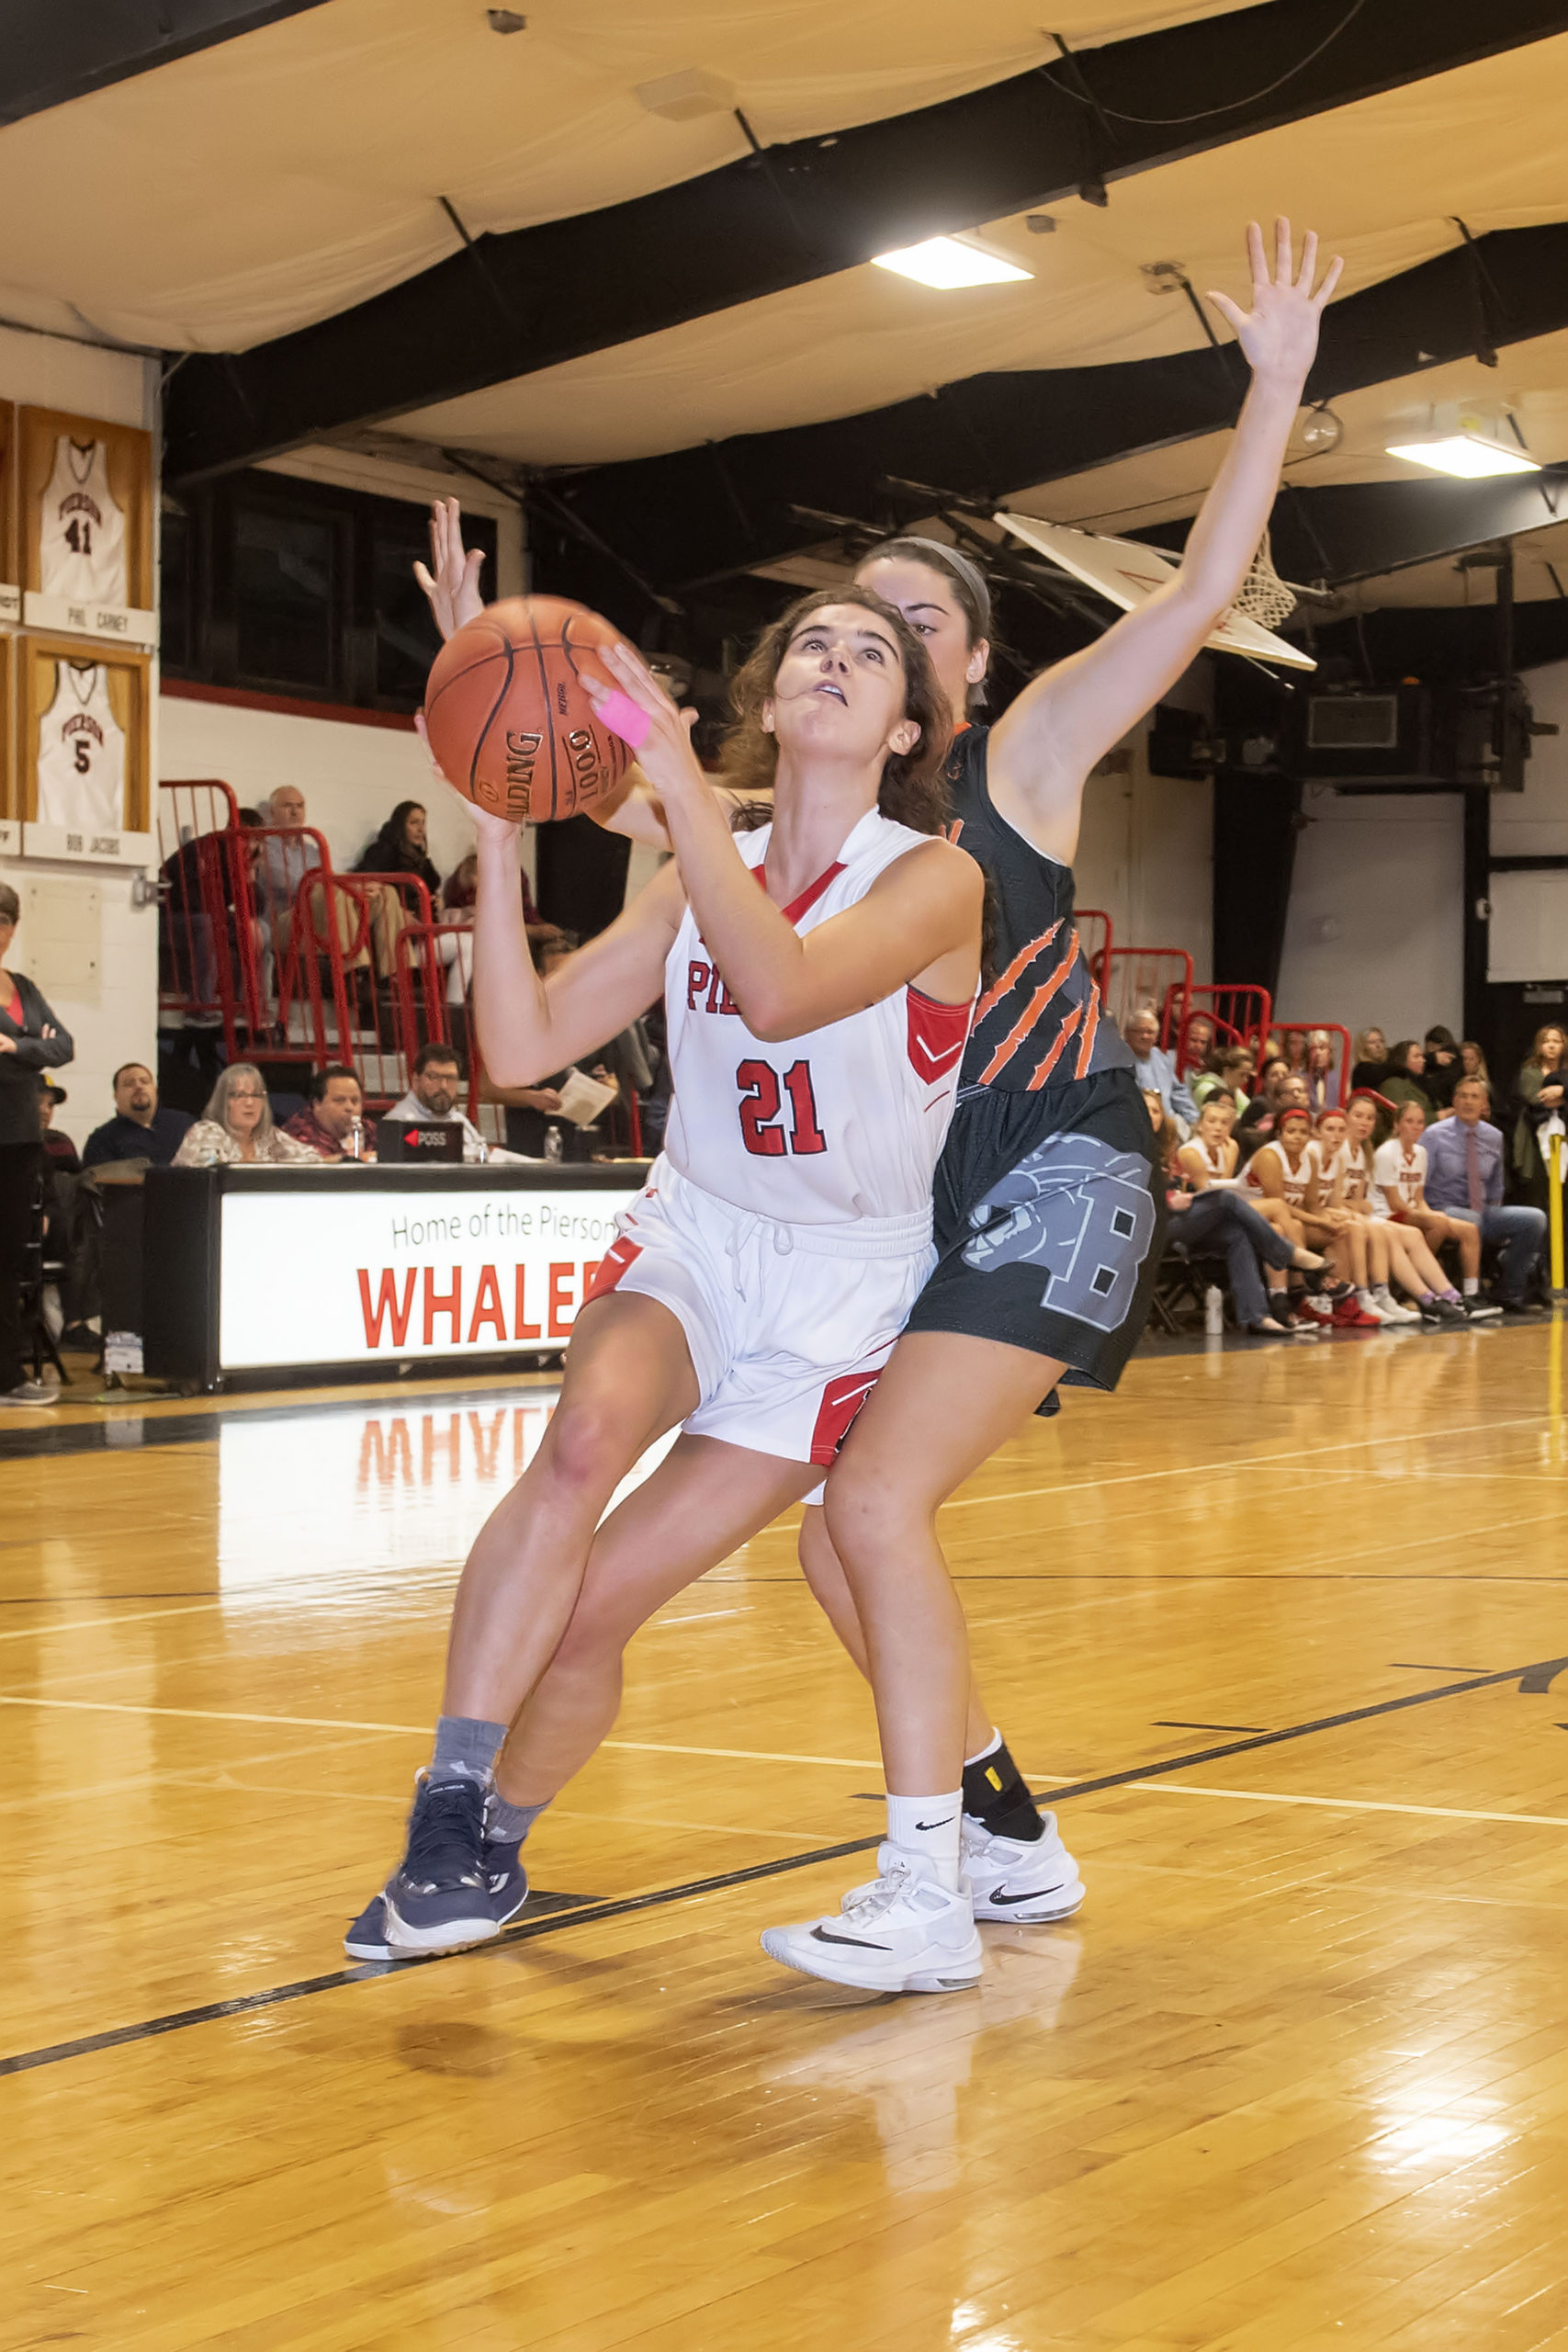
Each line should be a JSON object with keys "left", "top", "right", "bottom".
{"left": 486, "top": 1795, "right": 550, "bottom": 1844}
{"left": 430, "top": 1714, "right": 507, "bottom": 1786}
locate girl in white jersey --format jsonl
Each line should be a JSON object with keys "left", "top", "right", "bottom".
{"left": 1370, "top": 1097, "right": 1480, "bottom": 1324}
{"left": 358, "top": 588, "right": 988, "bottom": 1992}
{"left": 1319, "top": 1094, "right": 1428, "bottom": 1323}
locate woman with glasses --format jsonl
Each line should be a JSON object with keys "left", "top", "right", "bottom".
{"left": 173, "top": 1063, "right": 320, "bottom": 1166}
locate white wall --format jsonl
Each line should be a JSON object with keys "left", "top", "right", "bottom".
{"left": 1074, "top": 663, "right": 1214, "bottom": 1006}
{"left": 1277, "top": 787, "right": 1462, "bottom": 1041}
{"left": 157, "top": 695, "right": 477, "bottom": 882}
{"left": 0, "top": 322, "right": 161, "bottom": 1134}
{"left": 1494, "top": 657, "right": 1568, "bottom": 858}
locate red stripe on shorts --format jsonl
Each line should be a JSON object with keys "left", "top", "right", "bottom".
{"left": 582, "top": 1234, "right": 643, "bottom": 1305}
{"left": 809, "top": 1364, "right": 884, "bottom": 1467}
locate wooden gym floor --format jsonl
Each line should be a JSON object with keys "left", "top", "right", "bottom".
{"left": 6, "top": 1317, "right": 1568, "bottom": 2351}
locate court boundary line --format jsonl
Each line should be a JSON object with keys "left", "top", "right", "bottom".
{"left": 6, "top": 1648, "right": 1565, "bottom": 2081}
{"left": 1131, "top": 1781, "right": 1568, "bottom": 1828}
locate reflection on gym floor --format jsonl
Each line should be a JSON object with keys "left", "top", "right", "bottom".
{"left": 217, "top": 1388, "right": 678, "bottom": 1600}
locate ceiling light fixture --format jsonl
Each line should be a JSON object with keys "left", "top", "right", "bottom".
{"left": 1386, "top": 424, "right": 1540, "bottom": 480}
{"left": 871, "top": 237, "right": 1032, "bottom": 289}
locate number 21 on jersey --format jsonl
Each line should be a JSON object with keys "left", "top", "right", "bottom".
{"left": 737, "top": 1059, "right": 826, "bottom": 1157}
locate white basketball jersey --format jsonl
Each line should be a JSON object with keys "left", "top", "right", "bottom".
{"left": 1244, "top": 1139, "right": 1311, "bottom": 1207}
{"left": 1183, "top": 1134, "right": 1233, "bottom": 1182}
{"left": 39, "top": 437, "right": 127, "bottom": 606}
{"left": 661, "top": 809, "right": 971, "bottom": 1225}
{"left": 1314, "top": 1138, "right": 1369, "bottom": 1204}
{"left": 1372, "top": 1137, "right": 1426, "bottom": 1217}
{"left": 37, "top": 663, "right": 126, "bottom": 833}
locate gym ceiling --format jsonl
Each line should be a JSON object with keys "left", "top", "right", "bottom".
{"left": 8, "top": 0, "right": 1568, "bottom": 641}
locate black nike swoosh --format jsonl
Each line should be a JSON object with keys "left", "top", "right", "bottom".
{"left": 985, "top": 1885, "right": 1062, "bottom": 1906}
{"left": 809, "top": 1927, "right": 889, "bottom": 1949}
{"left": 915, "top": 1816, "right": 955, "bottom": 1831}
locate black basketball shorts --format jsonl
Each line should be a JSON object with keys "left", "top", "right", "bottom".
{"left": 904, "top": 1067, "right": 1162, "bottom": 1396}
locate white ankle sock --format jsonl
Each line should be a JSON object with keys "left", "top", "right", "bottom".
{"left": 964, "top": 1728, "right": 1002, "bottom": 1770}
{"left": 1463, "top": 1276, "right": 1479, "bottom": 1295}
{"left": 886, "top": 1792, "right": 963, "bottom": 1892}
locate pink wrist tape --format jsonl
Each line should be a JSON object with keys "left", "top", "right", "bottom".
{"left": 597, "top": 689, "right": 651, "bottom": 751}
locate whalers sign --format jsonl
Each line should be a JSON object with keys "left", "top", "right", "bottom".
{"left": 217, "top": 1182, "right": 640, "bottom": 1370}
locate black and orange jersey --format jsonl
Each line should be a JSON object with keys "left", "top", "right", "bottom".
{"left": 946, "top": 726, "right": 1133, "bottom": 1093}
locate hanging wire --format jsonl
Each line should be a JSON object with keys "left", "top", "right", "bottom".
{"left": 1046, "top": 0, "right": 1368, "bottom": 128}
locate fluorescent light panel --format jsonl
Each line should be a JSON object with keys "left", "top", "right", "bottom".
{"left": 1385, "top": 433, "right": 1540, "bottom": 479}
{"left": 871, "top": 236, "right": 1031, "bottom": 289}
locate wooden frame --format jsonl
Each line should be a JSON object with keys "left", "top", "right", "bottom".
{"left": 0, "top": 402, "right": 17, "bottom": 606}
{"left": 0, "top": 631, "right": 16, "bottom": 831}
{"left": 21, "top": 633, "right": 150, "bottom": 835}
{"left": 18, "top": 405, "right": 154, "bottom": 641}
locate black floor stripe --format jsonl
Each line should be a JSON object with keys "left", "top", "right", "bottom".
{"left": 4, "top": 1652, "right": 1559, "bottom": 2081}
{"left": 1153, "top": 1721, "right": 1269, "bottom": 1734}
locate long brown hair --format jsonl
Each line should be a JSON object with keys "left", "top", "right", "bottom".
{"left": 719, "top": 587, "right": 952, "bottom": 837}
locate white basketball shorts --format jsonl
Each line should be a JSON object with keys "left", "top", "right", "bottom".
{"left": 581, "top": 1157, "right": 933, "bottom": 1490}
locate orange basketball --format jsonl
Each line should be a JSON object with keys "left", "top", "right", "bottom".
{"left": 423, "top": 595, "right": 634, "bottom": 823}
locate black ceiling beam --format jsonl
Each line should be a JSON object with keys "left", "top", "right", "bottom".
{"left": 0, "top": 1, "right": 335, "bottom": 129}
{"left": 1268, "top": 473, "right": 1568, "bottom": 587}
{"left": 540, "top": 221, "right": 1568, "bottom": 599}
{"left": 164, "top": 0, "right": 1568, "bottom": 483}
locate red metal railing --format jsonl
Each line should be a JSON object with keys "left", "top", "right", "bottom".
{"left": 1075, "top": 909, "right": 1113, "bottom": 997}
{"left": 157, "top": 780, "right": 255, "bottom": 1046}
{"left": 1172, "top": 983, "right": 1273, "bottom": 1074}
{"left": 1105, "top": 947, "right": 1194, "bottom": 1047}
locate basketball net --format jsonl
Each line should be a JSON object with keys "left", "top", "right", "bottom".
{"left": 1227, "top": 531, "right": 1299, "bottom": 631}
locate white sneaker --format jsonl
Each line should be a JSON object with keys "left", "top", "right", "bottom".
{"left": 1373, "top": 1285, "right": 1421, "bottom": 1324}
{"left": 962, "top": 1812, "right": 1086, "bottom": 1923}
{"left": 761, "top": 1845, "right": 983, "bottom": 1994}
{"left": 1355, "top": 1287, "right": 1390, "bottom": 1325}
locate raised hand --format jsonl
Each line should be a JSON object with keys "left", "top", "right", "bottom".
{"left": 1207, "top": 219, "right": 1342, "bottom": 388}
{"left": 413, "top": 497, "right": 487, "bottom": 641}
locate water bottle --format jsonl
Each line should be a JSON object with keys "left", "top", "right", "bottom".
{"left": 347, "top": 1116, "right": 364, "bottom": 1161}
{"left": 544, "top": 1124, "right": 563, "bottom": 1164}
{"left": 1204, "top": 1283, "right": 1225, "bottom": 1335}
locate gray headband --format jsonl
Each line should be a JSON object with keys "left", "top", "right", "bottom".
{"left": 864, "top": 536, "right": 992, "bottom": 640}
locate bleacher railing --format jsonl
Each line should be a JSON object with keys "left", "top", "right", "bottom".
{"left": 1075, "top": 909, "right": 1112, "bottom": 998}
{"left": 1105, "top": 947, "right": 1193, "bottom": 1048}
{"left": 1172, "top": 984, "right": 1273, "bottom": 1074}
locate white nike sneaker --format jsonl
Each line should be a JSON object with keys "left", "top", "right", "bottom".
{"left": 761, "top": 1846, "right": 983, "bottom": 1994}
{"left": 962, "top": 1811, "right": 1086, "bottom": 1923}
{"left": 1373, "top": 1284, "right": 1421, "bottom": 1324}
{"left": 1355, "top": 1286, "right": 1390, "bottom": 1325}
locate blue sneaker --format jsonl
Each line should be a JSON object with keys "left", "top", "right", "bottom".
{"left": 344, "top": 1838, "right": 528, "bottom": 1962}
{"left": 382, "top": 1773, "right": 496, "bottom": 1957}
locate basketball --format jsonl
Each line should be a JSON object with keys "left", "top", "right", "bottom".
{"left": 423, "top": 595, "right": 634, "bottom": 823}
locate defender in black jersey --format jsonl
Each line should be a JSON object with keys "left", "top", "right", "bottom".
{"left": 907, "top": 723, "right": 1158, "bottom": 1394}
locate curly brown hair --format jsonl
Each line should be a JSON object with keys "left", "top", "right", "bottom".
{"left": 718, "top": 587, "right": 952, "bottom": 837}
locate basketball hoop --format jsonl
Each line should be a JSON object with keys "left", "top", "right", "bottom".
{"left": 1227, "top": 532, "right": 1299, "bottom": 632}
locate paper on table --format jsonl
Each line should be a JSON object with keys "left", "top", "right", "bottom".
{"left": 557, "top": 1067, "right": 619, "bottom": 1127}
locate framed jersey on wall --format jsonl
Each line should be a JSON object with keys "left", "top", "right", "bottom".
{"left": 20, "top": 636, "right": 151, "bottom": 864}
{"left": 18, "top": 407, "right": 155, "bottom": 648}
